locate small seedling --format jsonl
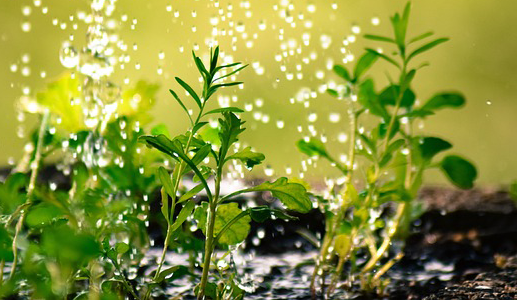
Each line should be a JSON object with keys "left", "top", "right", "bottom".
{"left": 297, "top": 2, "right": 477, "bottom": 297}
{"left": 140, "top": 46, "right": 311, "bottom": 299}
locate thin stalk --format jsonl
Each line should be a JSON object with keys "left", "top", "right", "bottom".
{"left": 198, "top": 166, "right": 222, "bottom": 300}
{"left": 10, "top": 111, "right": 49, "bottom": 279}
{"left": 326, "top": 228, "right": 357, "bottom": 297}
{"left": 0, "top": 259, "right": 4, "bottom": 286}
{"left": 145, "top": 125, "right": 197, "bottom": 300}
{"left": 310, "top": 105, "right": 358, "bottom": 298}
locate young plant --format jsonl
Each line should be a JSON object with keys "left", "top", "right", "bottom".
{"left": 298, "top": 2, "right": 477, "bottom": 297}
{"left": 140, "top": 46, "right": 311, "bottom": 300}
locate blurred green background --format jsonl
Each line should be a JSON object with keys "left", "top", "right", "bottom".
{"left": 1, "top": 0, "right": 516, "bottom": 187}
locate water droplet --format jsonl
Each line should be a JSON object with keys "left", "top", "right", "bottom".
{"left": 21, "top": 22, "right": 31, "bottom": 32}
{"left": 21, "top": 66, "right": 31, "bottom": 77}
{"left": 264, "top": 166, "right": 274, "bottom": 177}
{"left": 486, "top": 100, "right": 492, "bottom": 105}
{"left": 60, "top": 44, "right": 79, "bottom": 68}
{"left": 10, "top": 64, "right": 18, "bottom": 72}
{"left": 307, "top": 4, "right": 316, "bottom": 13}
{"left": 22, "top": 6, "right": 32, "bottom": 16}
{"left": 276, "top": 119, "right": 285, "bottom": 129}
{"left": 371, "top": 17, "right": 380, "bottom": 26}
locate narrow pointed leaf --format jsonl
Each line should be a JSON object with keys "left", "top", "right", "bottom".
{"left": 366, "top": 49, "right": 401, "bottom": 69}
{"left": 353, "top": 51, "right": 379, "bottom": 80}
{"left": 409, "top": 31, "right": 434, "bottom": 44}
{"left": 192, "top": 122, "right": 209, "bottom": 135}
{"left": 214, "top": 64, "right": 247, "bottom": 82}
{"left": 169, "top": 89, "right": 193, "bottom": 124}
{"left": 296, "top": 138, "right": 329, "bottom": 158}
{"left": 158, "top": 166, "right": 175, "bottom": 199}
{"left": 364, "top": 34, "right": 396, "bottom": 44}
{"left": 407, "top": 38, "right": 449, "bottom": 61}
{"left": 333, "top": 65, "right": 352, "bottom": 82}
{"left": 178, "top": 183, "right": 204, "bottom": 203}
{"left": 170, "top": 200, "right": 195, "bottom": 232}
{"left": 175, "top": 77, "right": 202, "bottom": 108}
{"left": 203, "top": 107, "right": 244, "bottom": 116}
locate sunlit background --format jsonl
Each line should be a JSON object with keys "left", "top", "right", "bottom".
{"left": 1, "top": 0, "right": 516, "bottom": 187}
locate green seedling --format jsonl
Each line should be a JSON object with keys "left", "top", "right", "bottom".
{"left": 297, "top": 2, "right": 477, "bottom": 297}
{"left": 140, "top": 46, "right": 311, "bottom": 299}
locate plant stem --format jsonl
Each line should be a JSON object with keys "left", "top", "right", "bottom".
{"left": 10, "top": 111, "right": 49, "bottom": 279}
{"left": 311, "top": 105, "right": 358, "bottom": 298}
{"left": 198, "top": 166, "right": 222, "bottom": 300}
{"left": 0, "top": 259, "right": 4, "bottom": 286}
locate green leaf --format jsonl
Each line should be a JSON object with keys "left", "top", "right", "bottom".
{"left": 169, "top": 89, "right": 193, "bottom": 125}
{"left": 419, "top": 137, "right": 452, "bottom": 161}
{"left": 249, "top": 206, "right": 297, "bottom": 223}
{"left": 203, "top": 107, "right": 244, "bottom": 116}
{"left": 26, "top": 204, "right": 63, "bottom": 227}
{"left": 407, "top": 38, "right": 449, "bottom": 61}
{"left": 334, "top": 234, "right": 352, "bottom": 258}
{"left": 35, "top": 73, "right": 84, "bottom": 132}
{"left": 214, "top": 64, "right": 247, "bottom": 82}
{"left": 233, "top": 178, "right": 312, "bottom": 213}
{"left": 139, "top": 135, "right": 213, "bottom": 200}
{"left": 226, "top": 147, "right": 265, "bottom": 169}
{"left": 409, "top": 31, "right": 434, "bottom": 44}
{"left": 160, "top": 188, "right": 169, "bottom": 223}
{"left": 333, "top": 65, "right": 352, "bottom": 82}
{"left": 154, "top": 265, "right": 189, "bottom": 283}
{"left": 364, "top": 34, "right": 396, "bottom": 44}
{"left": 366, "top": 48, "right": 401, "bottom": 69}
{"left": 440, "top": 155, "right": 477, "bottom": 189}
{"left": 296, "top": 138, "right": 329, "bottom": 158}
{"left": 193, "top": 52, "right": 209, "bottom": 79}
{"left": 379, "top": 85, "right": 416, "bottom": 108}
{"left": 192, "top": 122, "right": 209, "bottom": 135}
{"left": 170, "top": 200, "right": 195, "bottom": 232}
{"left": 210, "top": 46, "right": 220, "bottom": 73}
{"left": 178, "top": 183, "right": 204, "bottom": 203}
{"left": 421, "top": 92, "right": 466, "bottom": 111}
{"left": 218, "top": 112, "right": 245, "bottom": 160}
{"left": 158, "top": 166, "right": 175, "bottom": 199}
{"left": 194, "top": 202, "right": 250, "bottom": 245}
{"left": 115, "top": 242, "right": 129, "bottom": 255}
{"left": 353, "top": 51, "right": 379, "bottom": 80}
{"left": 151, "top": 123, "right": 171, "bottom": 138}
{"left": 327, "top": 89, "right": 339, "bottom": 97}
{"left": 357, "top": 79, "right": 389, "bottom": 119}
{"left": 175, "top": 77, "right": 202, "bottom": 109}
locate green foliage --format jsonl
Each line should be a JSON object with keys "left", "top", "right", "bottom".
{"left": 297, "top": 2, "right": 477, "bottom": 297}
{"left": 139, "top": 46, "right": 310, "bottom": 300}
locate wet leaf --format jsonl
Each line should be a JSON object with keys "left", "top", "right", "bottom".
{"left": 203, "top": 107, "right": 244, "bottom": 116}
{"left": 296, "top": 138, "right": 329, "bottom": 158}
{"left": 249, "top": 206, "right": 297, "bottom": 223}
{"left": 239, "top": 178, "right": 312, "bottom": 213}
{"left": 194, "top": 202, "right": 250, "bottom": 245}
{"left": 175, "top": 77, "right": 202, "bottom": 108}
{"left": 226, "top": 147, "right": 265, "bottom": 169}
{"left": 170, "top": 200, "right": 195, "bottom": 232}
